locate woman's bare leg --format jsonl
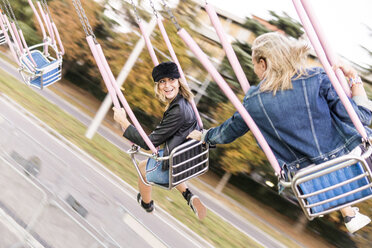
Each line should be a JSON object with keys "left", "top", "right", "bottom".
{"left": 138, "top": 160, "right": 152, "bottom": 203}
{"left": 175, "top": 182, "right": 187, "bottom": 193}
{"left": 340, "top": 206, "right": 355, "bottom": 217}
{"left": 340, "top": 205, "right": 371, "bottom": 233}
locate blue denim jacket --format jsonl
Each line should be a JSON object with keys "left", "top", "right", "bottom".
{"left": 205, "top": 67, "right": 372, "bottom": 172}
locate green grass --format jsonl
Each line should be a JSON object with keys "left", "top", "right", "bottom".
{"left": 0, "top": 50, "right": 18, "bottom": 67}
{"left": 0, "top": 71, "right": 264, "bottom": 247}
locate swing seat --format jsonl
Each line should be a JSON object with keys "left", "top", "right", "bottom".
{"left": 20, "top": 50, "right": 62, "bottom": 89}
{"left": 289, "top": 148, "right": 372, "bottom": 220}
{"left": 129, "top": 140, "right": 209, "bottom": 190}
{"left": 168, "top": 139, "right": 209, "bottom": 189}
{"left": 0, "top": 30, "right": 6, "bottom": 45}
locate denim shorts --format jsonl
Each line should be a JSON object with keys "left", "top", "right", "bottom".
{"left": 146, "top": 149, "right": 169, "bottom": 185}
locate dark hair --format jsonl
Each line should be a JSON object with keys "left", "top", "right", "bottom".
{"left": 152, "top": 61, "right": 181, "bottom": 82}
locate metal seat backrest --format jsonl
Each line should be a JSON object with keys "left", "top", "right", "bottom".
{"left": 0, "top": 30, "right": 6, "bottom": 45}
{"left": 168, "top": 140, "right": 209, "bottom": 189}
{"left": 290, "top": 148, "right": 372, "bottom": 220}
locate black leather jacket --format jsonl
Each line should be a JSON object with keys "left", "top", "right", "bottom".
{"left": 123, "top": 94, "right": 200, "bottom": 170}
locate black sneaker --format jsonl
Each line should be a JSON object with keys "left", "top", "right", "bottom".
{"left": 137, "top": 193, "right": 154, "bottom": 213}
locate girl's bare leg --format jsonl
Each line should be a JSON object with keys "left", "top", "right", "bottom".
{"left": 138, "top": 160, "right": 152, "bottom": 203}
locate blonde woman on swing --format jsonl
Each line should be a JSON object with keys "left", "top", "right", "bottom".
{"left": 188, "top": 33, "right": 372, "bottom": 231}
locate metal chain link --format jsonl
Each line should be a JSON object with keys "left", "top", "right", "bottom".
{"left": 5, "top": 0, "right": 21, "bottom": 30}
{"left": 148, "top": 0, "right": 158, "bottom": 19}
{"left": 40, "top": 0, "right": 48, "bottom": 15}
{"left": 72, "top": 0, "right": 89, "bottom": 37}
{"left": 1, "top": 0, "right": 11, "bottom": 20}
{"left": 161, "top": 0, "right": 180, "bottom": 30}
{"left": 129, "top": 0, "right": 141, "bottom": 23}
{"left": 2, "top": 0, "right": 16, "bottom": 26}
{"left": 72, "top": 0, "right": 97, "bottom": 42}
{"left": 40, "top": 0, "right": 54, "bottom": 23}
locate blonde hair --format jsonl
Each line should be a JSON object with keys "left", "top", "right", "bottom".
{"left": 154, "top": 78, "right": 194, "bottom": 108}
{"left": 252, "top": 32, "right": 310, "bottom": 94}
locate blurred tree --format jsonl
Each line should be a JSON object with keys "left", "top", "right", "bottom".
{"left": 121, "top": 0, "right": 206, "bottom": 125}
{"left": 211, "top": 99, "right": 268, "bottom": 193}
{"left": 201, "top": 11, "right": 304, "bottom": 191}
{"left": 45, "top": 0, "right": 134, "bottom": 99}
{"left": 362, "top": 26, "right": 372, "bottom": 74}
{"left": 7, "top": 0, "right": 206, "bottom": 124}
{"left": 243, "top": 17, "right": 270, "bottom": 37}
{"left": 4, "top": 0, "right": 130, "bottom": 99}
{"left": 220, "top": 41, "right": 260, "bottom": 87}
{"left": 2, "top": 0, "right": 40, "bottom": 44}
{"left": 244, "top": 11, "right": 303, "bottom": 39}
{"left": 268, "top": 11, "right": 304, "bottom": 39}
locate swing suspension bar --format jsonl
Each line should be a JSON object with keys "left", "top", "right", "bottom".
{"left": 2, "top": 0, "right": 38, "bottom": 67}
{"left": 73, "top": 0, "right": 158, "bottom": 153}
{"left": 37, "top": 0, "right": 55, "bottom": 45}
{"left": 161, "top": 0, "right": 180, "bottom": 31}
{"left": 204, "top": 2, "right": 250, "bottom": 93}
{"left": 40, "top": 0, "right": 53, "bottom": 23}
{"left": 2, "top": 0, "right": 18, "bottom": 29}
{"left": 0, "top": 3, "right": 20, "bottom": 65}
{"left": 158, "top": 1, "right": 281, "bottom": 174}
{"left": 298, "top": 0, "right": 350, "bottom": 97}
{"left": 129, "top": 1, "right": 158, "bottom": 65}
{"left": 145, "top": 0, "right": 203, "bottom": 128}
{"left": 293, "top": 0, "right": 368, "bottom": 141}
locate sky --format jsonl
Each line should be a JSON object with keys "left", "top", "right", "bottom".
{"left": 204, "top": 0, "right": 372, "bottom": 68}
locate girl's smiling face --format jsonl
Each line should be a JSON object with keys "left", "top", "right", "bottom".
{"left": 158, "top": 77, "right": 180, "bottom": 101}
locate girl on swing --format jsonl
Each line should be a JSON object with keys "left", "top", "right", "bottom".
{"left": 113, "top": 61, "right": 207, "bottom": 220}
{"left": 188, "top": 32, "right": 372, "bottom": 232}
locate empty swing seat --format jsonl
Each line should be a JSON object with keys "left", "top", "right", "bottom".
{"left": 290, "top": 152, "right": 372, "bottom": 220}
{"left": 21, "top": 50, "right": 62, "bottom": 89}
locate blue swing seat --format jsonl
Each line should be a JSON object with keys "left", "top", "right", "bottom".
{"left": 21, "top": 50, "right": 62, "bottom": 89}
{"left": 289, "top": 151, "right": 372, "bottom": 220}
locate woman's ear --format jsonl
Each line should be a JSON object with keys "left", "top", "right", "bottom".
{"left": 259, "top": 58, "right": 267, "bottom": 71}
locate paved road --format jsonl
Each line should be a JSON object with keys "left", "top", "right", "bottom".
{"left": 0, "top": 56, "right": 292, "bottom": 248}
{"left": 0, "top": 94, "right": 213, "bottom": 247}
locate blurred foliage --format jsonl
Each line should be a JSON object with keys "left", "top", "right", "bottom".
{"left": 213, "top": 101, "right": 267, "bottom": 174}
{"left": 268, "top": 11, "right": 304, "bottom": 39}
{"left": 244, "top": 11, "right": 303, "bottom": 39}
{"left": 0, "top": 71, "right": 265, "bottom": 248}
{"left": 243, "top": 17, "right": 270, "bottom": 37}
{"left": 4, "top": 0, "right": 372, "bottom": 244}
{"left": 201, "top": 11, "right": 302, "bottom": 177}
{"left": 362, "top": 25, "right": 372, "bottom": 74}
{"left": 122, "top": 0, "right": 203, "bottom": 124}
{"left": 200, "top": 39, "right": 266, "bottom": 176}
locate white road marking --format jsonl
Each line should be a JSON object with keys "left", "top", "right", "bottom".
{"left": 0, "top": 94, "right": 213, "bottom": 248}
{"left": 122, "top": 213, "right": 168, "bottom": 248}
{"left": 0, "top": 206, "right": 45, "bottom": 248}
